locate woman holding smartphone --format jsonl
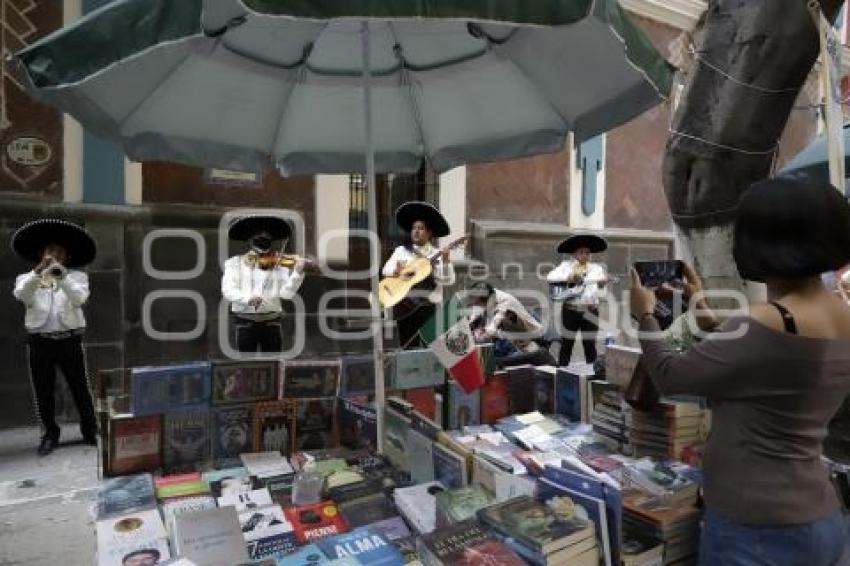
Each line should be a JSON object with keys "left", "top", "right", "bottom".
{"left": 630, "top": 178, "right": 850, "bottom": 565}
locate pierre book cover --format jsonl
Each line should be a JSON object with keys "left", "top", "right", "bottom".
{"left": 284, "top": 501, "right": 350, "bottom": 544}
{"left": 480, "top": 372, "right": 510, "bottom": 425}
{"left": 281, "top": 361, "right": 341, "bottom": 399}
{"left": 212, "top": 405, "right": 254, "bottom": 468}
{"left": 211, "top": 360, "right": 278, "bottom": 405}
{"left": 340, "top": 354, "right": 377, "bottom": 397}
{"left": 253, "top": 400, "right": 297, "bottom": 456}
{"left": 108, "top": 415, "right": 162, "bottom": 476}
{"left": 131, "top": 361, "right": 211, "bottom": 416}
{"left": 417, "top": 520, "right": 524, "bottom": 566}
{"left": 337, "top": 398, "right": 378, "bottom": 451}
{"left": 447, "top": 382, "right": 481, "bottom": 430}
{"left": 295, "top": 399, "right": 337, "bottom": 451}
{"left": 97, "top": 473, "right": 157, "bottom": 520}
{"left": 317, "top": 527, "right": 404, "bottom": 566}
{"left": 163, "top": 411, "right": 210, "bottom": 473}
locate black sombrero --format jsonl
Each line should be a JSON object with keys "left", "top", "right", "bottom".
{"left": 395, "top": 201, "right": 450, "bottom": 238}
{"left": 557, "top": 233, "right": 608, "bottom": 254}
{"left": 228, "top": 215, "right": 292, "bottom": 241}
{"left": 11, "top": 219, "right": 96, "bottom": 268}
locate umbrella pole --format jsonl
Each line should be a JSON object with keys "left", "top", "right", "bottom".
{"left": 362, "top": 20, "right": 386, "bottom": 454}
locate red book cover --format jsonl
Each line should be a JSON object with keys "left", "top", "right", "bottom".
{"left": 404, "top": 387, "right": 436, "bottom": 420}
{"left": 480, "top": 374, "right": 509, "bottom": 424}
{"left": 109, "top": 415, "right": 162, "bottom": 475}
{"left": 284, "top": 500, "right": 349, "bottom": 543}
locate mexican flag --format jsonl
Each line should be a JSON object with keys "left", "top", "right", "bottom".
{"left": 420, "top": 295, "right": 485, "bottom": 394}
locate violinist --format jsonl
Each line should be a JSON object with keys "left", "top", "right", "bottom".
{"left": 222, "top": 215, "right": 306, "bottom": 353}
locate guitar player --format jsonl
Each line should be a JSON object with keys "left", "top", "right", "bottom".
{"left": 547, "top": 233, "right": 609, "bottom": 365}
{"left": 381, "top": 201, "right": 456, "bottom": 349}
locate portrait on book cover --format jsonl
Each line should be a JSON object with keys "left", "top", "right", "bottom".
{"left": 212, "top": 361, "right": 277, "bottom": 405}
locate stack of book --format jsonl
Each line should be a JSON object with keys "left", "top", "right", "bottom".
{"left": 434, "top": 484, "right": 496, "bottom": 527}
{"left": 625, "top": 401, "right": 706, "bottom": 460}
{"left": 622, "top": 489, "right": 700, "bottom": 564}
{"left": 587, "top": 380, "right": 629, "bottom": 451}
{"left": 393, "top": 482, "right": 446, "bottom": 535}
{"left": 621, "top": 458, "right": 700, "bottom": 507}
{"left": 416, "top": 520, "right": 526, "bottom": 566}
{"left": 478, "top": 496, "right": 600, "bottom": 566}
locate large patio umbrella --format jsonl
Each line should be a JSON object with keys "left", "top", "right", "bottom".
{"left": 13, "top": 0, "right": 673, "bottom": 452}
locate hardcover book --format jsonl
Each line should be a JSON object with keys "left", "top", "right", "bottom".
{"left": 533, "top": 366, "right": 557, "bottom": 415}
{"left": 407, "top": 428, "right": 435, "bottom": 484}
{"left": 506, "top": 365, "right": 536, "bottom": 414}
{"left": 282, "top": 361, "right": 341, "bottom": 399}
{"left": 480, "top": 372, "right": 510, "bottom": 425}
{"left": 217, "top": 487, "right": 274, "bottom": 512}
{"left": 173, "top": 506, "right": 250, "bottom": 566}
{"left": 154, "top": 472, "right": 209, "bottom": 500}
{"left": 295, "top": 399, "right": 337, "bottom": 451}
{"left": 240, "top": 451, "right": 294, "bottom": 479}
{"left": 556, "top": 367, "right": 591, "bottom": 423}
{"left": 212, "top": 405, "right": 254, "bottom": 468}
{"left": 131, "top": 362, "right": 211, "bottom": 416}
{"left": 477, "top": 496, "right": 595, "bottom": 555}
{"left": 108, "top": 414, "right": 162, "bottom": 476}
{"left": 276, "top": 544, "right": 332, "bottom": 565}
{"left": 434, "top": 485, "right": 496, "bottom": 526}
{"left": 393, "top": 482, "right": 445, "bottom": 535}
{"left": 238, "top": 503, "right": 298, "bottom": 560}
{"left": 537, "top": 478, "right": 613, "bottom": 565}
{"left": 337, "top": 398, "right": 378, "bottom": 451}
{"left": 96, "top": 509, "right": 170, "bottom": 566}
{"left": 163, "top": 411, "right": 210, "bottom": 473}
{"left": 97, "top": 473, "right": 157, "bottom": 521}
{"left": 390, "top": 349, "right": 446, "bottom": 390}
{"left": 340, "top": 354, "right": 377, "bottom": 396}
{"left": 383, "top": 407, "right": 410, "bottom": 472}
{"left": 416, "top": 520, "right": 525, "bottom": 566}
{"left": 284, "top": 501, "right": 350, "bottom": 544}
{"left": 161, "top": 495, "right": 217, "bottom": 534}
{"left": 253, "top": 400, "right": 297, "bottom": 456}
{"left": 432, "top": 443, "right": 468, "bottom": 490}
{"left": 447, "top": 382, "right": 480, "bottom": 430}
{"left": 211, "top": 360, "right": 278, "bottom": 405}
{"left": 209, "top": 475, "right": 263, "bottom": 499}
{"left": 317, "top": 527, "right": 404, "bottom": 566}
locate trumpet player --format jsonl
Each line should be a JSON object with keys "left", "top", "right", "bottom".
{"left": 12, "top": 219, "right": 98, "bottom": 456}
{"left": 222, "top": 215, "right": 306, "bottom": 353}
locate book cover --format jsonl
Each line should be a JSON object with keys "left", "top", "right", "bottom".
{"left": 163, "top": 411, "right": 210, "bottom": 473}
{"left": 240, "top": 451, "right": 294, "bottom": 479}
{"left": 97, "top": 473, "right": 157, "bottom": 521}
{"left": 407, "top": 428, "right": 435, "bottom": 484}
{"left": 284, "top": 501, "right": 349, "bottom": 544}
{"left": 108, "top": 415, "right": 162, "bottom": 476}
{"left": 393, "top": 482, "right": 445, "bottom": 535}
{"left": 605, "top": 346, "right": 642, "bottom": 388}
{"left": 317, "top": 527, "right": 404, "bottom": 566}
{"left": 338, "top": 493, "right": 397, "bottom": 528}
{"left": 417, "top": 520, "right": 524, "bottom": 566}
{"left": 383, "top": 407, "right": 410, "bottom": 472}
{"left": 506, "top": 365, "right": 536, "bottom": 414}
{"left": 173, "top": 506, "right": 250, "bottom": 566}
{"left": 209, "top": 475, "right": 263, "bottom": 499}
{"left": 477, "top": 496, "right": 594, "bottom": 555}
{"left": 211, "top": 360, "right": 278, "bottom": 405}
{"left": 434, "top": 485, "right": 496, "bottom": 525}
{"left": 410, "top": 410, "right": 442, "bottom": 441}
{"left": 131, "top": 362, "right": 211, "bottom": 416}
{"left": 212, "top": 405, "right": 255, "bottom": 468}
{"left": 556, "top": 367, "right": 588, "bottom": 423}
{"left": 403, "top": 388, "right": 436, "bottom": 420}
{"left": 253, "top": 400, "right": 297, "bottom": 456}
{"left": 432, "top": 443, "right": 468, "bottom": 490}
{"left": 337, "top": 398, "right": 378, "bottom": 451}
{"left": 96, "top": 508, "right": 169, "bottom": 566}
{"left": 161, "top": 495, "right": 217, "bottom": 534}
{"left": 218, "top": 488, "right": 274, "bottom": 513}
{"left": 282, "top": 361, "right": 341, "bottom": 399}
{"left": 203, "top": 467, "right": 250, "bottom": 485}
{"left": 154, "top": 472, "right": 209, "bottom": 500}
{"left": 327, "top": 478, "right": 386, "bottom": 505}
{"left": 390, "top": 349, "right": 446, "bottom": 390}
{"left": 480, "top": 372, "right": 509, "bottom": 425}
{"left": 369, "top": 516, "right": 412, "bottom": 542}
{"left": 238, "top": 503, "right": 298, "bottom": 560}
{"left": 340, "top": 354, "right": 377, "bottom": 396}
{"left": 392, "top": 536, "right": 423, "bottom": 566}
{"left": 295, "top": 399, "right": 337, "bottom": 451}
{"left": 447, "top": 382, "right": 480, "bottom": 430}
{"left": 533, "top": 366, "right": 556, "bottom": 415}
{"left": 276, "top": 544, "right": 332, "bottom": 565}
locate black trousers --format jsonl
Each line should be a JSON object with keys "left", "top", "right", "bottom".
{"left": 27, "top": 334, "right": 97, "bottom": 440}
{"left": 234, "top": 318, "right": 283, "bottom": 353}
{"left": 394, "top": 300, "right": 436, "bottom": 350}
{"left": 559, "top": 306, "right": 599, "bottom": 365}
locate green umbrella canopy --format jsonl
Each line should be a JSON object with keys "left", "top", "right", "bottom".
{"left": 14, "top": 0, "right": 674, "bottom": 175}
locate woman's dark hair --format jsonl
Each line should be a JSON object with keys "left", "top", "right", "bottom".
{"left": 733, "top": 178, "right": 850, "bottom": 282}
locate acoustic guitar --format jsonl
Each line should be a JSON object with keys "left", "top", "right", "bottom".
{"left": 378, "top": 236, "right": 468, "bottom": 309}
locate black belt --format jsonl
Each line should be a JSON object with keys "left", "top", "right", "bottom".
{"left": 32, "top": 329, "right": 84, "bottom": 340}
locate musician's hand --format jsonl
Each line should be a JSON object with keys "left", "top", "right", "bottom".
{"left": 568, "top": 273, "right": 583, "bottom": 285}
{"left": 630, "top": 268, "right": 656, "bottom": 319}
{"left": 35, "top": 256, "right": 52, "bottom": 275}
{"left": 440, "top": 248, "right": 450, "bottom": 261}
{"left": 393, "top": 260, "right": 406, "bottom": 277}
{"left": 248, "top": 297, "right": 264, "bottom": 309}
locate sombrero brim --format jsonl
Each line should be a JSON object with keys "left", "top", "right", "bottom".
{"left": 557, "top": 234, "right": 608, "bottom": 254}
{"left": 11, "top": 219, "right": 96, "bottom": 268}
{"left": 228, "top": 216, "right": 292, "bottom": 241}
{"left": 396, "top": 202, "right": 450, "bottom": 238}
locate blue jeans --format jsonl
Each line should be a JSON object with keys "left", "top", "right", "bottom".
{"left": 700, "top": 509, "right": 850, "bottom": 566}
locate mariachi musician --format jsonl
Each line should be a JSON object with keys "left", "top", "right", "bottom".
{"left": 222, "top": 215, "right": 306, "bottom": 353}
{"left": 12, "top": 219, "right": 98, "bottom": 455}
{"left": 381, "top": 202, "right": 455, "bottom": 349}
{"left": 547, "top": 233, "right": 609, "bottom": 365}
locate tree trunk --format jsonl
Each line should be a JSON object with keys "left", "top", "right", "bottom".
{"left": 663, "top": 0, "right": 843, "bottom": 299}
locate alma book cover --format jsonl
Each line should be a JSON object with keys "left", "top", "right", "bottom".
{"left": 416, "top": 520, "right": 525, "bottom": 566}
{"left": 211, "top": 360, "right": 278, "bottom": 405}
{"left": 173, "top": 506, "right": 249, "bottom": 566}
{"left": 317, "top": 527, "right": 404, "bottom": 566}
{"left": 131, "top": 361, "right": 211, "bottom": 416}
{"left": 284, "top": 500, "right": 350, "bottom": 544}
{"left": 163, "top": 410, "right": 210, "bottom": 473}
{"left": 211, "top": 404, "right": 254, "bottom": 468}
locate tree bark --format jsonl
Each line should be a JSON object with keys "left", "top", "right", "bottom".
{"left": 663, "top": 0, "right": 843, "bottom": 298}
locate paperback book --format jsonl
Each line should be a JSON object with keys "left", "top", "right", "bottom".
{"left": 212, "top": 405, "right": 254, "bottom": 468}
{"left": 253, "top": 400, "right": 297, "bottom": 456}
{"left": 108, "top": 414, "right": 162, "bottom": 476}
{"left": 163, "top": 411, "right": 210, "bottom": 473}
{"left": 131, "top": 362, "right": 211, "bottom": 416}
{"left": 211, "top": 360, "right": 277, "bottom": 405}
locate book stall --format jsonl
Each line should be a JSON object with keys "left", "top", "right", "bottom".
{"left": 93, "top": 343, "right": 715, "bottom": 566}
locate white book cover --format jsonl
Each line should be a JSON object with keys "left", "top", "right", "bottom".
{"left": 511, "top": 424, "right": 551, "bottom": 450}
{"left": 161, "top": 496, "right": 217, "bottom": 534}
{"left": 96, "top": 508, "right": 170, "bottom": 566}
{"left": 173, "top": 507, "right": 249, "bottom": 566}
{"left": 240, "top": 451, "right": 294, "bottom": 478}
{"left": 217, "top": 488, "right": 273, "bottom": 512}
{"left": 237, "top": 504, "right": 293, "bottom": 542}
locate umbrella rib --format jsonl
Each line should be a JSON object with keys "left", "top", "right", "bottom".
{"left": 386, "top": 22, "right": 430, "bottom": 165}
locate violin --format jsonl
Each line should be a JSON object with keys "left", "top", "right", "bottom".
{"left": 248, "top": 253, "right": 318, "bottom": 271}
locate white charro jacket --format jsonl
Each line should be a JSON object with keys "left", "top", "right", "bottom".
{"left": 222, "top": 254, "right": 305, "bottom": 315}
{"left": 13, "top": 270, "right": 89, "bottom": 331}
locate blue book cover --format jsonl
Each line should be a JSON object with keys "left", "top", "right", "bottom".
{"left": 337, "top": 399, "right": 377, "bottom": 451}
{"left": 248, "top": 530, "right": 300, "bottom": 560}
{"left": 276, "top": 544, "right": 331, "bottom": 565}
{"left": 340, "top": 355, "right": 377, "bottom": 396}
{"left": 447, "top": 382, "right": 481, "bottom": 430}
{"left": 368, "top": 516, "right": 412, "bottom": 542}
{"left": 132, "top": 361, "right": 212, "bottom": 416}
{"left": 317, "top": 527, "right": 404, "bottom": 566}
{"left": 432, "top": 443, "right": 467, "bottom": 490}
{"left": 390, "top": 349, "right": 446, "bottom": 390}
{"left": 555, "top": 368, "right": 583, "bottom": 422}
{"left": 211, "top": 404, "right": 255, "bottom": 468}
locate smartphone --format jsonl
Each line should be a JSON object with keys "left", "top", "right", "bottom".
{"left": 633, "top": 260, "right": 683, "bottom": 288}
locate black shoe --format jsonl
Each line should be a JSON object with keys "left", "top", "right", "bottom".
{"left": 37, "top": 436, "right": 58, "bottom": 456}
